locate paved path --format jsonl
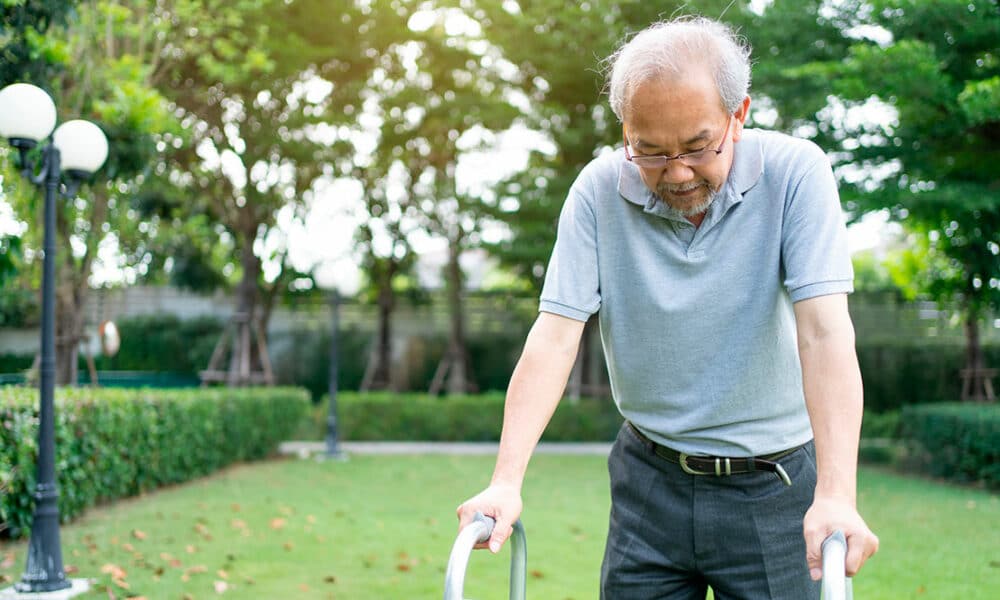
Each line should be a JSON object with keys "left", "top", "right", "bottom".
{"left": 279, "top": 441, "right": 612, "bottom": 457}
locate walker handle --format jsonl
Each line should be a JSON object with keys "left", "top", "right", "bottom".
{"left": 821, "top": 530, "right": 854, "bottom": 600}
{"left": 444, "top": 512, "right": 527, "bottom": 600}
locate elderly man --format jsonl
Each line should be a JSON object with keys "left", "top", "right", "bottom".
{"left": 457, "top": 16, "right": 879, "bottom": 599}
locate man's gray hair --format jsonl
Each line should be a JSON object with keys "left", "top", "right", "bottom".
{"left": 605, "top": 17, "right": 752, "bottom": 120}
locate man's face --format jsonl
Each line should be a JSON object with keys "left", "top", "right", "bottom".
{"left": 623, "top": 72, "right": 749, "bottom": 218}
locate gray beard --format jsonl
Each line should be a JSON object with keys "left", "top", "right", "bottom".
{"left": 655, "top": 184, "right": 718, "bottom": 218}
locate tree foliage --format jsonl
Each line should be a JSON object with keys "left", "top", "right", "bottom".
{"left": 749, "top": 0, "right": 999, "bottom": 385}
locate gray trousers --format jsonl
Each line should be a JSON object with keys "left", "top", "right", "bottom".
{"left": 600, "top": 423, "right": 820, "bottom": 600}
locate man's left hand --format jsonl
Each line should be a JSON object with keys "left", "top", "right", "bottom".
{"left": 803, "top": 495, "right": 879, "bottom": 580}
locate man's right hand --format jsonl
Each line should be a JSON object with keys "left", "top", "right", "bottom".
{"left": 455, "top": 483, "right": 523, "bottom": 554}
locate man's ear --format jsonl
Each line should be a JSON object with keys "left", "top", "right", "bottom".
{"left": 733, "top": 96, "right": 751, "bottom": 142}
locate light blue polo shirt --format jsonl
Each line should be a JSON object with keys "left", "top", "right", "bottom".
{"left": 539, "top": 128, "right": 854, "bottom": 456}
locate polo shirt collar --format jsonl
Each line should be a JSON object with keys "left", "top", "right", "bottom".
{"left": 617, "top": 129, "right": 764, "bottom": 221}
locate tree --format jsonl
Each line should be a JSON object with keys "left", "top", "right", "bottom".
{"left": 2, "top": 0, "right": 178, "bottom": 383}
{"left": 384, "top": 6, "right": 520, "bottom": 394}
{"left": 141, "top": 0, "right": 383, "bottom": 384}
{"left": 750, "top": 0, "right": 1000, "bottom": 400}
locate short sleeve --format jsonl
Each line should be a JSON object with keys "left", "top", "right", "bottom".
{"left": 538, "top": 170, "right": 601, "bottom": 321}
{"left": 781, "top": 154, "right": 854, "bottom": 302}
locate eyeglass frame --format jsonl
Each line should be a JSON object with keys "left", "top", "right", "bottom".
{"left": 623, "top": 115, "right": 735, "bottom": 169}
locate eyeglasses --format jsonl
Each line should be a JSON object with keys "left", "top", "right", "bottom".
{"left": 624, "top": 116, "right": 734, "bottom": 169}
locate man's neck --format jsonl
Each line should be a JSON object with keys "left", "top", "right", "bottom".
{"left": 687, "top": 212, "right": 707, "bottom": 228}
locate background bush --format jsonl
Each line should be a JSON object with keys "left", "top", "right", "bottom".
{"left": 91, "top": 314, "right": 224, "bottom": 373}
{"left": 299, "top": 392, "right": 623, "bottom": 442}
{"left": 899, "top": 403, "right": 1000, "bottom": 489}
{"left": 0, "top": 386, "right": 308, "bottom": 539}
{"left": 856, "top": 343, "right": 1000, "bottom": 413}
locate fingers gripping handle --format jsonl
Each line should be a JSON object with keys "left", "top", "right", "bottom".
{"left": 821, "top": 530, "right": 854, "bottom": 600}
{"left": 444, "top": 512, "right": 527, "bottom": 600}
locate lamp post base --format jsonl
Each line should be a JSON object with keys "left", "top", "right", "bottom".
{"left": 0, "top": 578, "right": 89, "bottom": 599}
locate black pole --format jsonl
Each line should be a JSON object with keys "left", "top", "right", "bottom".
{"left": 325, "top": 290, "right": 344, "bottom": 458}
{"left": 16, "top": 144, "right": 71, "bottom": 592}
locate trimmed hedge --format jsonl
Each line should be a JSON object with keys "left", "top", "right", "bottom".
{"left": 303, "top": 393, "right": 912, "bottom": 444}
{"left": 900, "top": 403, "right": 1000, "bottom": 489}
{"left": 0, "top": 386, "right": 309, "bottom": 539}
{"left": 301, "top": 392, "right": 623, "bottom": 442}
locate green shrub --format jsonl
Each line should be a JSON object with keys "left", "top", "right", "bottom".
{"left": 861, "top": 410, "right": 901, "bottom": 439}
{"left": 856, "top": 342, "right": 1000, "bottom": 413}
{"left": 0, "top": 386, "right": 308, "bottom": 539}
{"left": 0, "top": 354, "right": 33, "bottom": 374}
{"left": 90, "top": 314, "right": 224, "bottom": 373}
{"left": 899, "top": 403, "right": 1000, "bottom": 489}
{"left": 301, "top": 392, "right": 622, "bottom": 442}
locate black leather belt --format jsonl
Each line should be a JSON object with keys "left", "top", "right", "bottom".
{"left": 627, "top": 422, "right": 799, "bottom": 486}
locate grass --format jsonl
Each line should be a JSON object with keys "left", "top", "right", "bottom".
{"left": 0, "top": 455, "right": 996, "bottom": 599}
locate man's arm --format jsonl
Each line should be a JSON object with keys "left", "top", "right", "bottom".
{"left": 794, "top": 293, "right": 879, "bottom": 579}
{"left": 456, "top": 311, "right": 586, "bottom": 552}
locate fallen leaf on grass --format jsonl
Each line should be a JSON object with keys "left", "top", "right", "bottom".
{"left": 131, "top": 529, "right": 147, "bottom": 540}
{"left": 217, "top": 569, "right": 229, "bottom": 580}
{"left": 323, "top": 575, "right": 337, "bottom": 584}
{"left": 186, "top": 545, "right": 198, "bottom": 554}
{"left": 531, "top": 570, "right": 545, "bottom": 579}
{"left": 122, "top": 543, "right": 135, "bottom": 553}
{"left": 100, "top": 564, "right": 127, "bottom": 580}
{"left": 1, "top": 552, "right": 15, "bottom": 569}
{"left": 65, "top": 564, "right": 79, "bottom": 575}
{"left": 283, "top": 542, "right": 295, "bottom": 551}
{"left": 0, "top": 575, "right": 12, "bottom": 584}
{"left": 214, "top": 580, "right": 230, "bottom": 593}
{"left": 270, "top": 518, "right": 286, "bottom": 530}
{"left": 299, "top": 583, "right": 310, "bottom": 592}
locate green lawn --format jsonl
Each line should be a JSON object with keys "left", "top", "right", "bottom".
{"left": 0, "top": 455, "right": 997, "bottom": 599}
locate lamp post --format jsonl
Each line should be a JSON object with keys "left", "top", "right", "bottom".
{"left": 325, "top": 289, "right": 346, "bottom": 460}
{"left": 0, "top": 83, "right": 108, "bottom": 595}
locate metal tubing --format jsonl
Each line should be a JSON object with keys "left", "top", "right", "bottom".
{"left": 16, "top": 144, "right": 71, "bottom": 592}
{"left": 821, "top": 530, "right": 854, "bottom": 600}
{"left": 444, "top": 512, "right": 527, "bottom": 600}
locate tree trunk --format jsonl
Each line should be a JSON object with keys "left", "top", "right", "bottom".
{"left": 439, "top": 239, "right": 474, "bottom": 395}
{"left": 961, "top": 307, "right": 992, "bottom": 401}
{"left": 362, "top": 275, "right": 395, "bottom": 391}
{"left": 53, "top": 277, "right": 83, "bottom": 386}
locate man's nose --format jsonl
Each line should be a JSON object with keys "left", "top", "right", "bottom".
{"left": 660, "top": 159, "right": 696, "bottom": 184}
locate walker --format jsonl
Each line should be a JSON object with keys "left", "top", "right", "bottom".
{"left": 444, "top": 512, "right": 853, "bottom": 599}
